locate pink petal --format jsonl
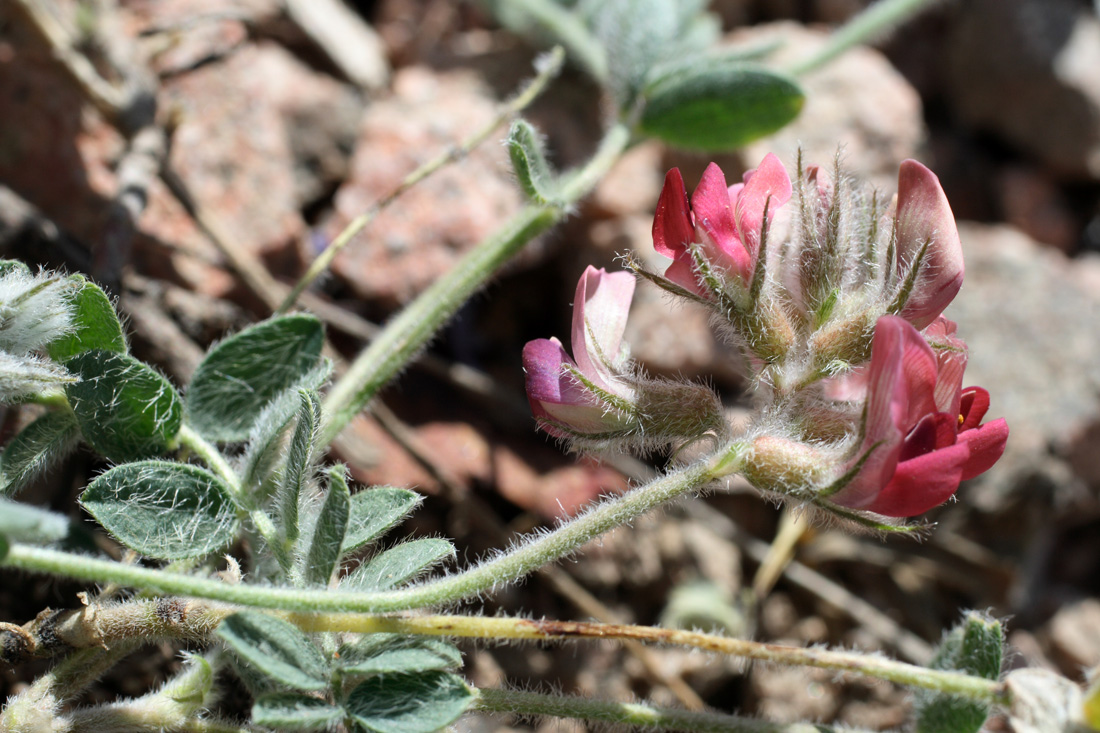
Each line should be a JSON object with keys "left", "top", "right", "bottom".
{"left": 692, "top": 163, "right": 751, "bottom": 279}
{"left": 895, "top": 318, "right": 939, "bottom": 428}
{"left": 894, "top": 160, "right": 964, "bottom": 330}
{"left": 653, "top": 168, "right": 694, "bottom": 260}
{"left": 958, "top": 417, "right": 1009, "bottom": 480}
{"left": 570, "top": 267, "right": 634, "bottom": 389}
{"left": 864, "top": 440, "right": 970, "bottom": 517}
{"left": 830, "top": 317, "right": 910, "bottom": 509}
{"left": 734, "top": 152, "right": 793, "bottom": 260}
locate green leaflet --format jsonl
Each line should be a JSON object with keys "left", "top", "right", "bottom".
{"left": 914, "top": 612, "right": 1003, "bottom": 733}
{"left": 345, "top": 671, "right": 472, "bottom": 733}
{"left": 342, "top": 538, "right": 454, "bottom": 592}
{"left": 299, "top": 467, "right": 350, "bottom": 586}
{"left": 252, "top": 693, "right": 343, "bottom": 731}
{"left": 639, "top": 60, "right": 804, "bottom": 151}
{"left": 0, "top": 409, "right": 80, "bottom": 498}
{"left": 186, "top": 314, "right": 325, "bottom": 442}
{"left": 217, "top": 611, "right": 329, "bottom": 692}
{"left": 508, "top": 119, "right": 559, "bottom": 204}
{"left": 341, "top": 487, "right": 422, "bottom": 556}
{"left": 81, "top": 461, "right": 239, "bottom": 560}
{"left": 66, "top": 350, "right": 183, "bottom": 461}
{"left": 335, "top": 635, "right": 462, "bottom": 677}
{"left": 47, "top": 276, "right": 126, "bottom": 361}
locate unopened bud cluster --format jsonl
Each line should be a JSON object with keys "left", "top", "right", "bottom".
{"left": 524, "top": 153, "right": 1009, "bottom": 521}
{"left": 0, "top": 264, "right": 79, "bottom": 403}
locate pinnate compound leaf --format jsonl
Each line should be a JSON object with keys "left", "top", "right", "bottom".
{"left": 639, "top": 61, "right": 803, "bottom": 151}
{"left": 507, "top": 120, "right": 558, "bottom": 204}
{"left": 341, "top": 487, "right": 421, "bottom": 556}
{"left": 253, "top": 693, "right": 344, "bottom": 731}
{"left": 66, "top": 350, "right": 183, "bottom": 461}
{"left": 345, "top": 671, "right": 472, "bottom": 733}
{"left": 81, "top": 461, "right": 239, "bottom": 560}
{"left": 279, "top": 390, "right": 322, "bottom": 545}
{"left": 335, "top": 635, "right": 462, "bottom": 677}
{"left": 0, "top": 497, "right": 71, "bottom": 544}
{"left": 343, "top": 538, "right": 454, "bottom": 592}
{"left": 301, "top": 466, "right": 350, "bottom": 586}
{"left": 186, "top": 314, "right": 324, "bottom": 442}
{"left": 914, "top": 611, "right": 1003, "bottom": 733}
{"left": 47, "top": 276, "right": 126, "bottom": 361}
{"left": 217, "top": 612, "right": 329, "bottom": 692}
{"left": 0, "top": 409, "right": 80, "bottom": 498}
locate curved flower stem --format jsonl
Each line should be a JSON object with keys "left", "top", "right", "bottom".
{"left": 320, "top": 121, "right": 633, "bottom": 446}
{"left": 785, "top": 0, "right": 941, "bottom": 77}
{"left": 0, "top": 448, "right": 724, "bottom": 613}
{"left": 471, "top": 687, "right": 862, "bottom": 733}
{"left": 277, "top": 46, "right": 566, "bottom": 315}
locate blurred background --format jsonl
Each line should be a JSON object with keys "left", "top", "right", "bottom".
{"left": 1, "top": 0, "right": 1098, "bottom": 728}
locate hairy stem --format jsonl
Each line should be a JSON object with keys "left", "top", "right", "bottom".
{"left": 278, "top": 47, "right": 566, "bottom": 314}
{"left": 785, "top": 0, "right": 942, "bottom": 76}
{"left": 176, "top": 425, "right": 291, "bottom": 572}
{"left": 320, "top": 121, "right": 632, "bottom": 445}
{"left": 472, "top": 687, "right": 861, "bottom": 733}
{"left": 1, "top": 450, "right": 720, "bottom": 613}
{"left": 2, "top": 599, "right": 1008, "bottom": 706}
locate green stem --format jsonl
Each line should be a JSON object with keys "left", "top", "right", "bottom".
{"left": 496, "top": 0, "right": 608, "bottom": 82}
{"left": 1, "top": 449, "right": 717, "bottom": 613}
{"left": 472, "top": 687, "right": 860, "bottom": 733}
{"left": 277, "top": 47, "right": 566, "bottom": 315}
{"left": 785, "top": 0, "right": 941, "bottom": 76}
{"left": 319, "top": 122, "right": 631, "bottom": 445}
{"left": 176, "top": 425, "right": 291, "bottom": 572}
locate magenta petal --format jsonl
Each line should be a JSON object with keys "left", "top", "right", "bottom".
{"left": 653, "top": 168, "right": 694, "bottom": 260}
{"left": 522, "top": 338, "right": 583, "bottom": 405}
{"left": 863, "top": 441, "right": 970, "bottom": 517}
{"left": 958, "top": 387, "right": 991, "bottom": 430}
{"left": 570, "top": 267, "right": 635, "bottom": 388}
{"left": 958, "top": 417, "right": 1008, "bottom": 480}
{"left": 894, "top": 160, "right": 965, "bottom": 329}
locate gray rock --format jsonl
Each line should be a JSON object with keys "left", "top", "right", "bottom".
{"left": 945, "top": 222, "right": 1100, "bottom": 507}
{"left": 946, "top": 0, "right": 1100, "bottom": 179}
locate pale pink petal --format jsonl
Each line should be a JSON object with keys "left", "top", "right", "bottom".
{"left": 925, "top": 317, "right": 967, "bottom": 416}
{"left": 522, "top": 338, "right": 620, "bottom": 437}
{"left": 894, "top": 160, "right": 964, "bottom": 329}
{"left": 570, "top": 267, "right": 635, "bottom": 389}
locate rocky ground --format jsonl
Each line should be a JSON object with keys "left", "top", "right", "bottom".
{"left": 1, "top": 0, "right": 1099, "bottom": 730}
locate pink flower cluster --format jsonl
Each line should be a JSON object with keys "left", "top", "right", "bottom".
{"left": 524, "top": 152, "right": 1009, "bottom": 521}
